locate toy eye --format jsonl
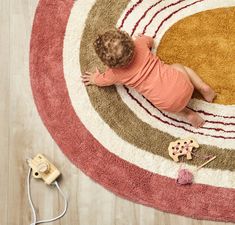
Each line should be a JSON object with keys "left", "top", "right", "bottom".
{"left": 190, "top": 140, "right": 193, "bottom": 143}
{"left": 35, "top": 172, "right": 39, "bottom": 176}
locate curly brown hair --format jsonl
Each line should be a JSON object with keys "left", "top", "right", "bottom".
{"left": 93, "top": 29, "right": 135, "bottom": 68}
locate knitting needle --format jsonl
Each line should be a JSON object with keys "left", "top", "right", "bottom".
{"left": 196, "top": 156, "right": 217, "bottom": 171}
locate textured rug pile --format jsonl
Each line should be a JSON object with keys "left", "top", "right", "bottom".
{"left": 30, "top": 0, "right": 235, "bottom": 222}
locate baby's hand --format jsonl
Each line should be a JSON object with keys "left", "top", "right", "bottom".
{"left": 81, "top": 67, "right": 99, "bottom": 86}
{"left": 134, "top": 33, "right": 143, "bottom": 39}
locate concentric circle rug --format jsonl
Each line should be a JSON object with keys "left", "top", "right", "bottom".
{"left": 30, "top": 0, "right": 235, "bottom": 222}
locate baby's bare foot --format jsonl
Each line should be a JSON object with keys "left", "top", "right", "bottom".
{"left": 200, "top": 84, "right": 216, "bottom": 102}
{"left": 177, "top": 108, "right": 205, "bottom": 128}
{"left": 187, "top": 111, "right": 205, "bottom": 128}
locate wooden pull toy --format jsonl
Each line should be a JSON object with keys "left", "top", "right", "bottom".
{"left": 27, "top": 154, "right": 61, "bottom": 185}
{"left": 26, "top": 154, "right": 68, "bottom": 225}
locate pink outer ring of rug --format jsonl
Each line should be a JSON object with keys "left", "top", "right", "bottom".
{"left": 29, "top": 0, "right": 235, "bottom": 222}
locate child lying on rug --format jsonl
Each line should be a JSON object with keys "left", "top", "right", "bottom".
{"left": 81, "top": 29, "right": 216, "bottom": 128}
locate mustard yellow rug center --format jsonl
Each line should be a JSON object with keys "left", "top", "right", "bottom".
{"left": 157, "top": 7, "right": 235, "bottom": 105}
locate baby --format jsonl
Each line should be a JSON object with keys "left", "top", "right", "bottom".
{"left": 81, "top": 29, "right": 216, "bottom": 128}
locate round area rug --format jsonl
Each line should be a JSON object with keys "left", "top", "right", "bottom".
{"left": 30, "top": 0, "right": 235, "bottom": 222}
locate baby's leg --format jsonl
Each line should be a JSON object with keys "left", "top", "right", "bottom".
{"left": 183, "top": 65, "right": 216, "bottom": 102}
{"left": 176, "top": 107, "right": 205, "bottom": 128}
{"left": 170, "top": 63, "right": 216, "bottom": 102}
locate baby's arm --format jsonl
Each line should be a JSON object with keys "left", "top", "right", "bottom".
{"left": 81, "top": 67, "right": 116, "bottom": 86}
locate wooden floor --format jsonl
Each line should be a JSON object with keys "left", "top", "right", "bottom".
{"left": 0, "top": 1, "right": 233, "bottom": 224}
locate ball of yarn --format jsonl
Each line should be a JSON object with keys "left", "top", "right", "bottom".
{"left": 176, "top": 169, "right": 193, "bottom": 185}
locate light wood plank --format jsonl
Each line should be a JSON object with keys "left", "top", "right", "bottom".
{"left": 0, "top": 0, "right": 10, "bottom": 225}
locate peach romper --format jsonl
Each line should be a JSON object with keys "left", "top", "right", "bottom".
{"left": 94, "top": 35, "right": 194, "bottom": 113}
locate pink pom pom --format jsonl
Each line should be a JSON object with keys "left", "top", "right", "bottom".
{"left": 176, "top": 169, "right": 193, "bottom": 185}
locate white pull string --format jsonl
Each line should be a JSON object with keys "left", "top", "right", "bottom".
{"left": 27, "top": 168, "right": 68, "bottom": 225}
